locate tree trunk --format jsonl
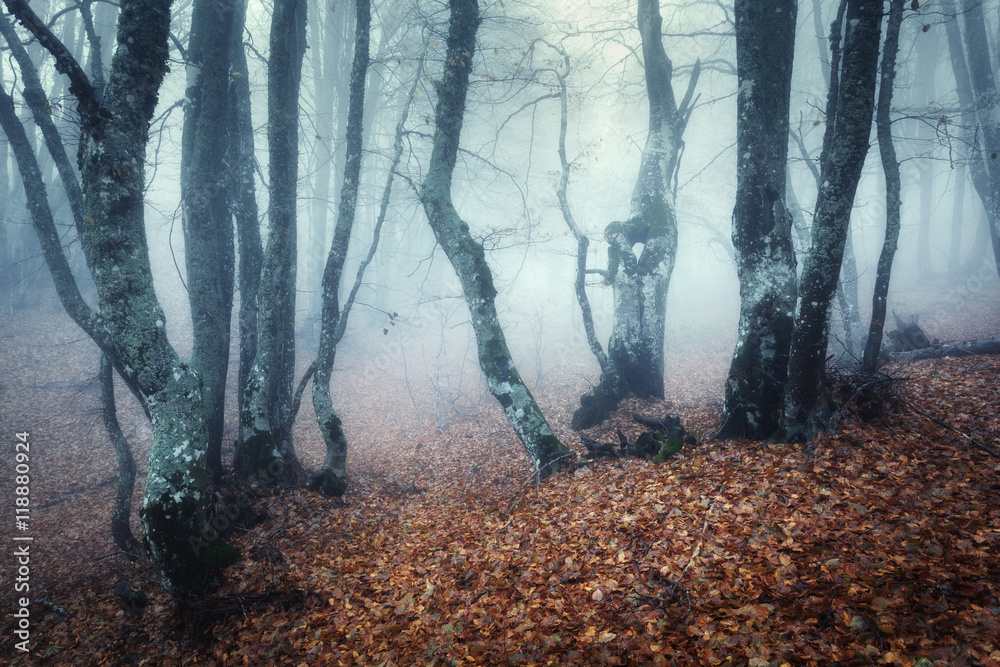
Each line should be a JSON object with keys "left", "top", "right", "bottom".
{"left": 606, "top": 0, "right": 698, "bottom": 400}
{"left": 307, "top": 0, "right": 370, "bottom": 498}
{"left": 99, "top": 353, "right": 141, "bottom": 556}
{"left": 238, "top": 0, "right": 308, "bottom": 484}
{"left": 3, "top": 0, "right": 238, "bottom": 596}
{"left": 862, "top": 0, "right": 904, "bottom": 375}
{"left": 717, "top": 0, "right": 797, "bottom": 440}
{"left": 958, "top": 0, "right": 1000, "bottom": 280}
{"left": 181, "top": 0, "right": 236, "bottom": 480}
{"left": 228, "top": 0, "right": 263, "bottom": 445}
{"left": 418, "top": 0, "right": 571, "bottom": 480}
{"left": 781, "top": 0, "right": 882, "bottom": 443}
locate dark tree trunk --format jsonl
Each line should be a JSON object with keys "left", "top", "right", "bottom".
{"left": 3, "top": 0, "right": 238, "bottom": 596}
{"left": 958, "top": 0, "right": 1000, "bottom": 280}
{"left": 238, "top": 0, "right": 308, "bottom": 484}
{"left": 229, "top": 0, "right": 263, "bottom": 444}
{"left": 717, "top": 0, "right": 797, "bottom": 440}
{"left": 418, "top": 0, "right": 572, "bottom": 480}
{"left": 181, "top": 0, "right": 237, "bottom": 480}
{"left": 862, "top": 0, "right": 904, "bottom": 375}
{"left": 307, "top": 0, "right": 370, "bottom": 498}
{"left": 781, "top": 0, "right": 882, "bottom": 443}
{"left": 942, "top": 0, "right": 997, "bottom": 279}
{"left": 606, "top": 0, "right": 698, "bottom": 400}
{"left": 99, "top": 353, "right": 141, "bottom": 556}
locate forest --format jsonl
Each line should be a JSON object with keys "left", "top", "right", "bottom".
{"left": 1, "top": 0, "right": 999, "bottom": 663}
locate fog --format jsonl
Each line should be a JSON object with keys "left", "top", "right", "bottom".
{"left": 3, "top": 0, "right": 999, "bottom": 444}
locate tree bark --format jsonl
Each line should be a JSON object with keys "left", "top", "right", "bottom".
{"left": 781, "top": 0, "right": 882, "bottom": 443}
{"left": 418, "top": 0, "right": 572, "bottom": 480}
{"left": 99, "top": 353, "right": 141, "bottom": 556}
{"left": 228, "top": 0, "right": 263, "bottom": 445}
{"left": 861, "top": 0, "right": 904, "bottom": 374}
{"left": 238, "top": 0, "right": 308, "bottom": 484}
{"left": 717, "top": 0, "right": 797, "bottom": 440}
{"left": 181, "top": 0, "right": 237, "bottom": 480}
{"left": 605, "top": 0, "right": 698, "bottom": 400}
{"left": 3, "top": 0, "right": 238, "bottom": 596}
{"left": 307, "top": 0, "right": 370, "bottom": 498}
{"left": 958, "top": 0, "right": 1000, "bottom": 280}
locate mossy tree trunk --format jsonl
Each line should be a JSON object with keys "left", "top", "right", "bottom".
{"left": 717, "top": 0, "right": 797, "bottom": 440}
{"left": 605, "top": 0, "right": 698, "bottom": 400}
{"left": 861, "top": 0, "right": 904, "bottom": 375}
{"left": 418, "top": 0, "right": 572, "bottom": 480}
{"left": 2, "top": 0, "right": 238, "bottom": 597}
{"left": 181, "top": 0, "right": 237, "bottom": 480}
{"left": 238, "top": 0, "right": 308, "bottom": 485}
{"left": 308, "top": 0, "right": 369, "bottom": 498}
{"left": 781, "top": 0, "right": 882, "bottom": 443}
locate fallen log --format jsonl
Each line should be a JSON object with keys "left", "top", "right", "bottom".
{"left": 890, "top": 338, "right": 1000, "bottom": 362}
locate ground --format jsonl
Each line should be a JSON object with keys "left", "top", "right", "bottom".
{"left": 1, "top": 284, "right": 999, "bottom": 666}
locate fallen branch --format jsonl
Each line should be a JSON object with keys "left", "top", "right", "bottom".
{"left": 890, "top": 338, "right": 1000, "bottom": 362}
{"left": 901, "top": 398, "right": 1000, "bottom": 459}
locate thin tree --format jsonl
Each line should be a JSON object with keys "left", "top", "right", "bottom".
{"left": 418, "top": 0, "right": 571, "bottom": 480}
{"left": 780, "top": 0, "right": 882, "bottom": 443}
{"left": 861, "top": 0, "right": 905, "bottom": 374}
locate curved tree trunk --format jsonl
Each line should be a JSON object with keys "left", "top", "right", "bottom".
{"left": 308, "top": 0, "right": 370, "bottom": 498}
{"left": 99, "top": 354, "right": 141, "bottom": 556}
{"left": 419, "top": 0, "right": 572, "bottom": 480}
{"left": 238, "top": 0, "right": 308, "bottom": 485}
{"left": 861, "top": 0, "right": 904, "bottom": 375}
{"left": 781, "top": 0, "right": 882, "bottom": 443}
{"left": 181, "top": 0, "right": 237, "bottom": 480}
{"left": 717, "top": 0, "right": 797, "bottom": 440}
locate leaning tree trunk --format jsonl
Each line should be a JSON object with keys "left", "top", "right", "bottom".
{"left": 238, "top": 0, "right": 308, "bottom": 485}
{"left": 605, "top": 0, "right": 698, "bottom": 400}
{"left": 717, "top": 0, "right": 797, "bottom": 440}
{"left": 959, "top": 0, "right": 1000, "bottom": 280}
{"left": 99, "top": 354, "right": 141, "bottom": 556}
{"left": 307, "top": 0, "right": 369, "bottom": 498}
{"left": 181, "top": 0, "right": 237, "bottom": 480}
{"left": 781, "top": 0, "right": 882, "bottom": 443}
{"left": 861, "top": 0, "right": 904, "bottom": 375}
{"left": 419, "top": 0, "right": 571, "bottom": 480}
{"left": 3, "top": 0, "right": 238, "bottom": 597}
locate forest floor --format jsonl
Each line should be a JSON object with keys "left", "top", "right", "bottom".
{"left": 2, "top": 284, "right": 1000, "bottom": 666}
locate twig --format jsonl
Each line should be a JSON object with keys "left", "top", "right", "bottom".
{"left": 901, "top": 398, "right": 999, "bottom": 459}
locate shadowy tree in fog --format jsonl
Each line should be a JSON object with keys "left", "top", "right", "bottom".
{"left": 862, "top": 0, "right": 904, "bottom": 374}
{"left": 781, "top": 0, "right": 882, "bottom": 443}
{"left": 181, "top": 0, "right": 237, "bottom": 480}
{"left": 717, "top": 0, "right": 797, "bottom": 440}
{"left": 955, "top": 0, "right": 1000, "bottom": 279}
{"left": 603, "top": 0, "right": 699, "bottom": 401}
{"left": 419, "top": 0, "right": 572, "bottom": 479}
{"left": 941, "top": 0, "right": 997, "bottom": 279}
{"left": 2, "top": 0, "right": 238, "bottom": 595}
{"left": 239, "top": 0, "right": 308, "bottom": 484}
